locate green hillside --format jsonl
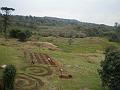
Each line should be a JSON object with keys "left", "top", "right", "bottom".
{"left": 0, "top": 14, "right": 114, "bottom": 38}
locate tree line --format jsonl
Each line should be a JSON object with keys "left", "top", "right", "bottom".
{"left": 1, "top": 12, "right": 116, "bottom": 39}
{"left": 0, "top": 7, "right": 32, "bottom": 41}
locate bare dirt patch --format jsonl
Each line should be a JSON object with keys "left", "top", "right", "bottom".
{"left": 23, "top": 41, "right": 60, "bottom": 51}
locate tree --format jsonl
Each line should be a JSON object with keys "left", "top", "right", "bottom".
{"left": 17, "top": 30, "right": 32, "bottom": 42}
{"left": 3, "top": 65, "right": 16, "bottom": 90}
{"left": 1, "top": 7, "right": 15, "bottom": 39}
{"left": 108, "top": 33, "right": 120, "bottom": 42}
{"left": 98, "top": 46, "right": 120, "bottom": 90}
{"left": 24, "top": 30, "right": 32, "bottom": 38}
{"left": 0, "top": 12, "right": 3, "bottom": 33}
{"left": 9, "top": 29, "right": 32, "bottom": 41}
{"left": 114, "top": 22, "right": 119, "bottom": 29}
{"left": 18, "top": 31, "right": 27, "bottom": 42}
{"left": 116, "top": 26, "right": 120, "bottom": 34}
{"left": 9, "top": 29, "right": 21, "bottom": 38}
{"left": 68, "top": 31, "right": 74, "bottom": 45}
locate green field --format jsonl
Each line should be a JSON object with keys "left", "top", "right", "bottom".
{"left": 0, "top": 37, "right": 119, "bottom": 90}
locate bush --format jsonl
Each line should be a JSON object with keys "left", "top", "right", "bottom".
{"left": 108, "top": 33, "right": 120, "bottom": 42}
{"left": 9, "top": 29, "right": 21, "bottom": 38}
{"left": 24, "top": 30, "right": 32, "bottom": 38}
{"left": 98, "top": 46, "right": 120, "bottom": 90}
{"left": 9, "top": 29, "right": 32, "bottom": 42}
{"left": 3, "top": 65, "right": 16, "bottom": 90}
{"left": 18, "top": 31, "right": 27, "bottom": 42}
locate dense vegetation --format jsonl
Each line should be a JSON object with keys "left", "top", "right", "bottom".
{"left": 0, "top": 14, "right": 115, "bottom": 38}
{"left": 3, "top": 65, "right": 16, "bottom": 90}
{"left": 98, "top": 46, "right": 120, "bottom": 90}
{"left": 9, "top": 29, "right": 32, "bottom": 41}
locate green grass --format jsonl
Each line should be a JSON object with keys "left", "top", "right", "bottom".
{"left": 43, "top": 51, "right": 103, "bottom": 90}
{"left": 0, "top": 45, "right": 27, "bottom": 77}
{"left": 0, "top": 37, "right": 119, "bottom": 90}
{"left": 38, "top": 37, "right": 119, "bottom": 90}
{"left": 39, "top": 37, "right": 119, "bottom": 53}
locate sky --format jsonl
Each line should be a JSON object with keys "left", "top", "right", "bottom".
{"left": 0, "top": 0, "right": 120, "bottom": 26}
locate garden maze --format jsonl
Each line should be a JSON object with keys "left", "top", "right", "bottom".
{"left": 25, "top": 65, "right": 53, "bottom": 77}
{"left": 15, "top": 50, "right": 72, "bottom": 90}
{"left": 23, "top": 50, "right": 58, "bottom": 66}
{"left": 15, "top": 73, "right": 43, "bottom": 90}
{"left": 15, "top": 65, "right": 52, "bottom": 90}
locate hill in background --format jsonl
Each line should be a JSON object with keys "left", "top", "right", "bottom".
{"left": 0, "top": 14, "right": 114, "bottom": 38}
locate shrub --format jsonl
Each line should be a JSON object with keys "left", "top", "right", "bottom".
{"left": 17, "top": 31, "right": 27, "bottom": 42}
{"left": 98, "top": 46, "right": 120, "bottom": 90}
{"left": 24, "top": 30, "right": 32, "bottom": 38}
{"left": 9, "top": 29, "right": 32, "bottom": 42}
{"left": 108, "top": 33, "right": 120, "bottom": 42}
{"left": 3, "top": 65, "right": 16, "bottom": 90}
{"left": 9, "top": 29, "right": 21, "bottom": 38}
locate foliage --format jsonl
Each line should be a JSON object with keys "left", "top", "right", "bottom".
{"left": 3, "top": 65, "right": 16, "bottom": 90}
{"left": 24, "top": 30, "right": 32, "bottom": 38}
{"left": 108, "top": 33, "right": 120, "bottom": 42}
{"left": 9, "top": 29, "right": 21, "bottom": 38}
{"left": 0, "top": 13, "right": 3, "bottom": 33}
{"left": 116, "top": 25, "right": 120, "bottom": 34}
{"left": 8, "top": 15, "right": 114, "bottom": 38}
{"left": 17, "top": 31, "right": 27, "bottom": 41}
{"left": 107, "top": 23, "right": 120, "bottom": 43}
{"left": 98, "top": 46, "right": 120, "bottom": 90}
{"left": 105, "top": 46, "right": 118, "bottom": 54}
{"left": 0, "top": 7, "right": 15, "bottom": 39}
{"left": 9, "top": 29, "right": 32, "bottom": 41}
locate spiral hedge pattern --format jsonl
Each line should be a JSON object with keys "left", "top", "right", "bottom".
{"left": 25, "top": 65, "right": 53, "bottom": 76}
{"left": 15, "top": 65, "right": 53, "bottom": 90}
{"left": 15, "top": 73, "right": 44, "bottom": 90}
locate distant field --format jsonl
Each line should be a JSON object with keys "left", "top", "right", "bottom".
{"left": 0, "top": 37, "right": 119, "bottom": 90}
{"left": 39, "top": 37, "right": 119, "bottom": 53}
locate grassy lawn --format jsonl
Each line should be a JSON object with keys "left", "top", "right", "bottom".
{"left": 47, "top": 52, "right": 102, "bottom": 90}
{"left": 0, "top": 37, "right": 119, "bottom": 90}
{"left": 0, "top": 45, "right": 27, "bottom": 77}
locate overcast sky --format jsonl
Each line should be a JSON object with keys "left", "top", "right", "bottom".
{"left": 0, "top": 0, "right": 120, "bottom": 26}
